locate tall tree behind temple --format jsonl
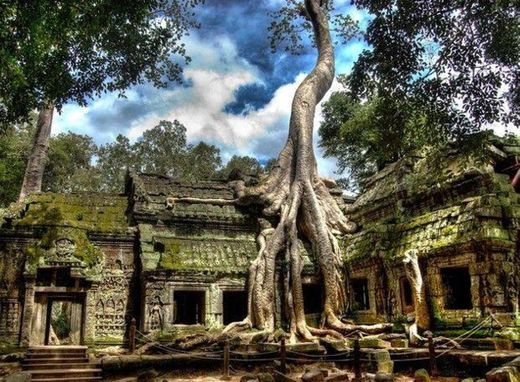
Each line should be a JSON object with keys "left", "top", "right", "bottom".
{"left": 43, "top": 133, "right": 99, "bottom": 193}
{"left": 0, "top": 0, "right": 203, "bottom": 201}
{"left": 184, "top": 142, "right": 223, "bottom": 182}
{"left": 135, "top": 120, "right": 189, "bottom": 178}
{"left": 219, "top": 155, "right": 263, "bottom": 179}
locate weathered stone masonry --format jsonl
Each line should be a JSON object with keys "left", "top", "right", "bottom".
{"left": 0, "top": 136, "right": 519, "bottom": 346}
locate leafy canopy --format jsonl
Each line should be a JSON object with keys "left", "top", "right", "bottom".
{"left": 0, "top": 0, "right": 202, "bottom": 123}
{"left": 349, "top": 0, "right": 520, "bottom": 131}
{"left": 319, "top": 0, "right": 519, "bottom": 192}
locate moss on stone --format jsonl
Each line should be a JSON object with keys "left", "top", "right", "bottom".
{"left": 13, "top": 193, "right": 128, "bottom": 233}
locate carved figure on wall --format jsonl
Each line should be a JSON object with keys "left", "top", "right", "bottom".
{"left": 47, "top": 238, "right": 82, "bottom": 266}
{"left": 55, "top": 238, "right": 76, "bottom": 258}
{"left": 387, "top": 289, "right": 397, "bottom": 320}
{"left": 149, "top": 295, "right": 164, "bottom": 331}
{"left": 506, "top": 272, "right": 519, "bottom": 313}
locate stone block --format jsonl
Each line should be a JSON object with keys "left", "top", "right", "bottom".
{"left": 257, "top": 373, "right": 275, "bottom": 382}
{"left": 375, "top": 373, "right": 394, "bottom": 382}
{"left": 414, "top": 369, "right": 431, "bottom": 382}
{"left": 374, "top": 350, "right": 391, "bottom": 362}
{"left": 272, "top": 370, "right": 298, "bottom": 382}
{"left": 325, "top": 372, "right": 350, "bottom": 382}
{"left": 321, "top": 338, "right": 349, "bottom": 351}
{"left": 390, "top": 339, "right": 409, "bottom": 348}
{"left": 5, "top": 372, "right": 30, "bottom": 382}
{"left": 493, "top": 339, "right": 514, "bottom": 351}
{"left": 241, "top": 374, "right": 259, "bottom": 382}
{"left": 377, "top": 360, "right": 394, "bottom": 374}
{"left": 356, "top": 338, "right": 391, "bottom": 349}
{"left": 498, "top": 328, "right": 520, "bottom": 342}
{"left": 486, "top": 365, "right": 520, "bottom": 382}
{"left": 302, "top": 368, "right": 325, "bottom": 382}
{"left": 137, "top": 369, "right": 159, "bottom": 382}
{"left": 509, "top": 357, "right": 520, "bottom": 368}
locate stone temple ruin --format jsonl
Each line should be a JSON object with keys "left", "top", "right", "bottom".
{"left": 0, "top": 136, "right": 519, "bottom": 348}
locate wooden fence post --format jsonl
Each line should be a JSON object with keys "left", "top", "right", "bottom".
{"left": 129, "top": 317, "right": 136, "bottom": 354}
{"left": 426, "top": 331, "right": 438, "bottom": 377}
{"left": 280, "top": 336, "right": 287, "bottom": 374}
{"left": 354, "top": 338, "right": 361, "bottom": 382}
{"left": 222, "top": 339, "right": 230, "bottom": 381}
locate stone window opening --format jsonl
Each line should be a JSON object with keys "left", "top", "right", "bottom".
{"left": 153, "top": 242, "right": 165, "bottom": 253}
{"left": 302, "top": 283, "right": 323, "bottom": 314}
{"left": 223, "top": 291, "right": 247, "bottom": 325}
{"left": 351, "top": 278, "right": 370, "bottom": 311}
{"left": 173, "top": 290, "right": 205, "bottom": 325}
{"left": 441, "top": 267, "right": 473, "bottom": 310}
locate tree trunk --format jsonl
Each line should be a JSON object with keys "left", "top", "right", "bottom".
{"left": 225, "top": 0, "right": 391, "bottom": 341}
{"left": 18, "top": 102, "right": 54, "bottom": 201}
{"left": 403, "top": 250, "right": 431, "bottom": 344}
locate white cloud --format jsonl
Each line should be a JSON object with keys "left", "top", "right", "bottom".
{"left": 53, "top": 30, "right": 347, "bottom": 178}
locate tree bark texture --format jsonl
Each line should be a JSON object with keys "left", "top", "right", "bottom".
{"left": 225, "top": 0, "right": 390, "bottom": 341}
{"left": 18, "top": 102, "right": 54, "bottom": 201}
{"left": 403, "top": 250, "right": 431, "bottom": 344}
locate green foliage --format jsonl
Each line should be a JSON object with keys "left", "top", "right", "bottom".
{"left": 219, "top": 155, "right": 263, "bottom": 179}
{"left": 349, "top": 0, "right": 520, "bottom": 131}
{"left": 184, "top": 142, "right": 222, "bottom": 182}
{"left": 95, "top": 135, "right": 137, "bottom": 193}
{"left": 268, "top": 0, "right": 359, "bottom": 54}
{"left": 0, "top": 124, "right": 34, "bottom": 205}
{"left": 319, "top": 90, "right": 450, "bottom": 192}
{"left": 43, "top": 133, "right": 98, "bottom": 193}
{"left": 0, "top": 0, "right": 203, "bottom": 124}
{"left": 52, "top": 307, "right": 71, "bottom": 340}
{"left": 136, "top": 120, "right": 188, "bottom": 177}
{"left": 0, "top": 118, "right": 272, "bottom": 203}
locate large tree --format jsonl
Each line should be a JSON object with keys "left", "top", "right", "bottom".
{"left": 209, "top": 0, "right": 390, "bottom": 342}
{"left": 0, "top": 0, "right": 202, "bottom": 201}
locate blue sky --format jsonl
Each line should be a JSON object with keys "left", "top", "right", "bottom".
{"left": 53, "top": 1, "right": 369, "bottom": 176}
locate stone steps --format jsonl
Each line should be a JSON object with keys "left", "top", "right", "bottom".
{"left": 23, "top": 357, "right": 89, "bottom": 364}
{"left": 23, "top": 362, "right": 98, "bottom": 370}
{"left": 22, "top": 346, "right": 102, "bottom": 382}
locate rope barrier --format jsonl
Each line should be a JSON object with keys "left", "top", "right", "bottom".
{"left": 131, "top": 315, "right": 494, "bottom": 366}
{"left": 435, "top": 315, "right": 492, "bottom": 359}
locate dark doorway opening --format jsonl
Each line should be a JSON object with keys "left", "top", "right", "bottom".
{"left": 441, "top": 267, "right": 473, "bottom": 309}
{"left": 173, "top": 291, "right": 205, "bottom": 325}
{"left": 303, "top": 283, "right": 323, "bottom": 314}
{"left": 351, "top": 278, "right": 370, "bottom": 310}
{"left": 400, "top": 277, "right": 414, "bottom": 312}
{"left": 223, "top": 291, "right": 247, "bottom": 325}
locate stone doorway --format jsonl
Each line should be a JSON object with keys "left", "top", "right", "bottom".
{"left": 45, "top": 297, "right": 84, "bottom": 345}
{"left": 173, "top": 290, "right": 205, "bottom": 325}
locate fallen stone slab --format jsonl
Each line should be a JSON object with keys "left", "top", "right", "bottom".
{"left": 324, "top": 371, "right": 349, "bottom": 381}
{"left": 486, "top": 357, "right": 520, "bottom": 382}
{"left": 272, "top": 370, "right": 298, "bottom": 382}
{"left": 414, "top": 368, "right": 430, "bottom": 382}
{"left": 302, "top": 368, "right": 325, "bottom": 382}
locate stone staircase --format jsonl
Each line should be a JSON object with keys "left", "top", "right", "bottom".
{"left": 22, "top": 346, "right": 102, "bottom": 382}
